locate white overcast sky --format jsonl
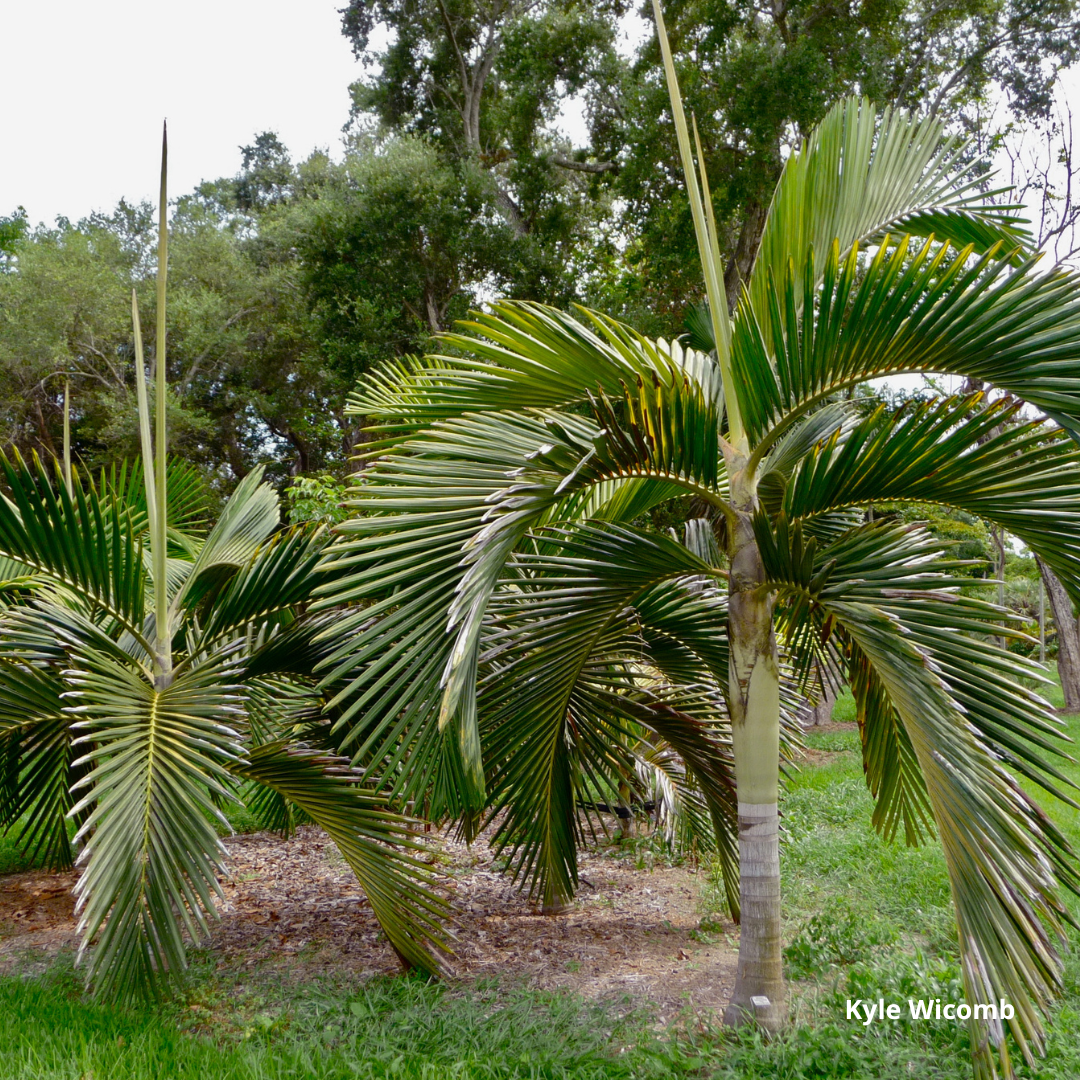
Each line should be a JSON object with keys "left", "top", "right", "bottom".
{"left": 3, "top": 0, "right": 1078, "bottom": 245}
{"left": 2, "top": 1, "right": 363, "bottom": 227}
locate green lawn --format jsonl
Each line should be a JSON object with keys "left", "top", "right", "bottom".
{"left": 3, "top": 702, "right": 1080, "bottom": 1078}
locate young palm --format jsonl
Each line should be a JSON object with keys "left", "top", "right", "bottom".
{"left": 317, "top": 16, "right": 1080, "bottom": 1076}
{"left": 0, "top": 134, "right": 447, "bottom": 1002}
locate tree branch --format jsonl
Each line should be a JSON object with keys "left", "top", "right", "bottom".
{"left": 550, "top": 154, "right": 619, "bottom": 174}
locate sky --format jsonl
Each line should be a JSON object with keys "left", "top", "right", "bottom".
{"left": 2, "top": 1, "right": 362, "bottom": 227}
{"left": 4, "top": 0, "right": 1077, "bottom": 251}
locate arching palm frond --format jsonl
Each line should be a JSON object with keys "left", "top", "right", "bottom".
{"left": 758, "top": 514, "right": 1079, "bottom": 1065}
{"left": 748, "top": 96, "right": 1031, "bottom": 335}
{"left": 232, "top": 742, "right": 450, "bottom": 975}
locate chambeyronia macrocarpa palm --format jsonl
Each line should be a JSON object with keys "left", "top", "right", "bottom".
{"left": 0, "top": 129, "right": 448, "bottom": 1003}
{"left": 313, "top": 5, "right": 1080, "bottom": 1073}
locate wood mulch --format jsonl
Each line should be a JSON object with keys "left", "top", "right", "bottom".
{"left": 0, "top": 822, "right": 738, "bottom": 1022}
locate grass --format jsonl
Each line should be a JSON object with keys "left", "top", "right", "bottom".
{"left": 0, "top": 960, "right": 686, "bottom": 1080}
{"left": 0, "top": 829, "right": 36, "bottom": 875}
{"left": 3, "top": 695, "right": 1080, "bottom": 1078}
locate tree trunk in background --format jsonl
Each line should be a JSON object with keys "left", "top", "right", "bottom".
{"left": 811, "top": 679, "right": 837, "bottom": 726}
{"left": 724, "top": 507, "right": 785, "bottom": 1033}
{"left": 991, "top": 525, "right": 1007, "bottom": 649}
{"left": 797, "top": 661, "right": 838, "bottom": 726}
{"left": 1038, "top": 558, "right": 1080, "bottom": 710}
{"left": 723, "top": 200, "right": 768, "bottom": 313}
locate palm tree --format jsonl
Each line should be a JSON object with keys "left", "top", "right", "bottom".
{"left": 315, "top": 11, "right": 1080, "bottom": 1076}
{"left": 0, "top": 130, "right": 446, "bottom": 1001}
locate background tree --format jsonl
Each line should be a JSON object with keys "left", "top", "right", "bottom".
{"left": 286, "top": 135, "right": 517, "bottom": 379}
{"left": 0, "top": 208, "right": 26, "bottom": 270}
{"left": 339, "top": 0, "right": 627, "bottom": 302}
{"left": 586, "top": 0, "right": 1080, "bottom": 329}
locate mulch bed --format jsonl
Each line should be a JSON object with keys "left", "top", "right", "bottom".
{"left": 0, "top": 823, "right": 737, "bottom": 1022}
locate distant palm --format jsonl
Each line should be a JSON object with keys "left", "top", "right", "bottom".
{"left": 319, "top": 87, "right": 1080, "bottom": 1078}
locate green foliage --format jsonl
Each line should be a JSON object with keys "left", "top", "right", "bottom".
{"left": 339, "top": 0, "right": 624, "bottom": 304}
{"left": 0, "top": 207, "right": 26, "bottom": 269}
{"left": 784, "top": 907, "right": 899, "bottom": 980}
{"left": 285, "top": 473, "right": 349, "bottom": 527}
{"left": 289, "top": 137, "right": 518, "bottom": 383}
{"left": 0, "top": 193, "right": 352, "bottom": 485}
{"left": 319, "top": 91, "right": 1080, "bottom": 1077}
{"left": 591, "top": 0, "right": 1080, "bottom": 325}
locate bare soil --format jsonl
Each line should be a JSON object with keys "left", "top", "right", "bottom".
{"left": 0, "top": 824, "right": 737, "bottom": 1022}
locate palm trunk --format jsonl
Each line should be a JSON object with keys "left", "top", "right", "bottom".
{"left": 723, "top": 508, "right": 785, "bottom": 1032}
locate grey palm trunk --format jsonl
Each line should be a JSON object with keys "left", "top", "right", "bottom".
{"left": 723, "top": 486, "right": 785, "bottom": 1031}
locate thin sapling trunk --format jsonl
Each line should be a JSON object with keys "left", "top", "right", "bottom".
{"left": 723, "top": 497, "right": 785, "bottom": 1032}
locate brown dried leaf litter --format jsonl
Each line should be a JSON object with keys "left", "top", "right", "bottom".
{"left": 0, "top": 824, "right": 737, "bottom": 1020}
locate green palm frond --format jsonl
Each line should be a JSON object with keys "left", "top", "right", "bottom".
{"left": 780, "top": 395, "right": 1080, "bottom": 602}
{"left": 748, "top": 95, "right": 1030, "bottom": 339}
{"left": 738, "top": 234, "right": 1080, "bottom": 450}
{"left": 0, "top": 554, "right": 42, "bottom": 607}
{"left": 244, "top": 612, "right": 343, "bottom": 683}
{"left": 192, "top": 527, "right": 328, "bottom": 649}
{"left": 831, "top": 605, "right": 1073, "bottom": 1072}
{"left": 231, "top": 741, "right": 450, "bottom": 974}
{"left": 314, "top": 411, "right": 562, "bottom": 804}
{"left": 315, "top": 389, "right": 726, "bottom": 805}
{"left": 761, "top": 516, "right": 1078, "bottom": 803}
{"left": 478, "top": 523, "right": 722, "bottom": 908}
{"left": 352, "top": 302, "right": 721, "bottom": 442}
{"left": 550, "top": 476, "right": 689, "bottom": 528}
{"left": 633, "top": 734, "right": 716, "bottom": 852}
{"left": 622, "top": 692, "right": 739, "bottom": 913}
{"left": 757, "top": 512, "right": 1077, "bottom": 1069}
{"left": 0, "top": 453, "right": 147, "bottom": 642}
{"left": 169, "top": 465, "right": 279, "bottom": 619}
{"left": 0, "top": 661, "right": 78, "bottom": 868}
{"left": 102, "top": 457, "right": 213, "bottom": 538}
{"left": 66, "top": 651, "right": 244, "bottom": 1003}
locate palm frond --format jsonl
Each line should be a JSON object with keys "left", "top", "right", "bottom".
{"left": 0, "top": 661, "right": 78, "bottom": 868}
{"left": 351, "top": 302, "right": 722, "bottom": 445}
{"left": 478, "top": 524, "right": 719, "bottom": 908}
{"left": 169, "top": 465, "right": 279, "bottom": 619}
{"left": 102, "top": 457, "right": 212, "bottom": 537}
{"left": 66, "top": 651, "right": 243, "bottom": 1002}
{"left": 781, "top": 395, "right": 1080, "bottom": 604}
{"left": 191, "top": 527, "right": 327, "bottom": 649}
{"left": 231, "top": 741, "right": 449, "bottom": 974}
{"left": 315, "top": 394, "right": 726, "bottom": 808}
{"left": 738, "top": 235, "right": 1080, "bottom": 450}
{"left": 748, "top": 95, "right": 1030, "bottom": 342}
{"left": 0, "top": 452, "right": 147, "bottom": 643}
{"left": 757, "top": 513, "right": 1077, "bottom": 1073}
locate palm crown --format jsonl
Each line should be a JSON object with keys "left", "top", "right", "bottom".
{"left": 316, "top": 69, "right": 1080, "bottom": 1080}
{"left": 0, "top": 454, "right": 448, "bottom": 999}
